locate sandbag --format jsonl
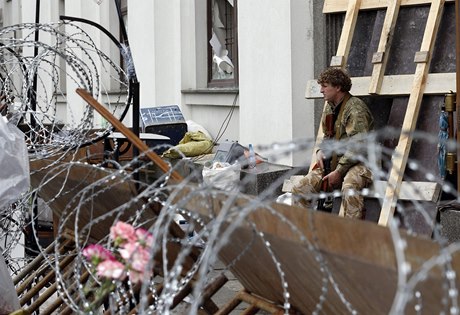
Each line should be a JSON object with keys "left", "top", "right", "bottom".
{"left": 162, "top": 131, "right": 213, "bottom": 158}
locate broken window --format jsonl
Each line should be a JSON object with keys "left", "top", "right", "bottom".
{"left": 207, "top": 0, "right": 238, "bottom": 87}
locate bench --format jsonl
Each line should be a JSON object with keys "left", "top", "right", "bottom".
{"left": 282, "top": 176, "right": 441, "bottom": 217}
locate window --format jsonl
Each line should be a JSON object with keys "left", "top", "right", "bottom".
{"left": 207, "top": 0, "right": 238, "bottom": 88}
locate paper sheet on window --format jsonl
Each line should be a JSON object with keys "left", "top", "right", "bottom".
{"left": 210, "top": 0, "right": 235, "bottom": 75}
{"left": 209, "top": 32, "right": 234, "bottom": 74}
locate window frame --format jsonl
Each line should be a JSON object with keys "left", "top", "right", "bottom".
{"left": 206, "top": 0, "right": 238, "bottom": 88}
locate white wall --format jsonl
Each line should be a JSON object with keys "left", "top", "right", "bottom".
{"left": 238, "top": 0, "right": 315, "bottom": 166}
{"left": 183, "top": 91, "right": 240, "bottom": 141}
{"left": 98, "top": 0, "right": 120, "bottom": 92}
{"left": 291, "top": 0, "right": 316, "bottom": 166}
{"left": 3, "top": 0, "right": 20, "bottom": 26}
{"left": 129, "top": 0, "right": 183, "bottom": 109}
{"left": 129, "top": 0, "right": 155, "bottom": 110}
{"left": 154, "top": 0, "right": 181, "bottom": 106}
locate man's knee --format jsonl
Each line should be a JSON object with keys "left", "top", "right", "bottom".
{"left": 343, "top": 164, "right": 373, "bottom": 189}
{"left": 292, "top": 170, "right": 322, "bottom": 195}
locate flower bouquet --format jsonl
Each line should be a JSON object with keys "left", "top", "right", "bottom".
{"left": 82, "top": 221, "right": 154, "bottom": 311}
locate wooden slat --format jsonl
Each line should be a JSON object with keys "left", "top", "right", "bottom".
{"left": 283, "top": 176, "right": 441, "bottom": 202}
{"left": 323, "top": 0, "right": 454, "bottom": 13}
{"left": 374, "top": 180, "right": 441, "bottom": 202}
{"left": 333, "top": 0, "right": 362, "bottom": 66}
{"left": 305, "top": 73, "right": 456, "bottom": 98}
{"left": 378, "top": 0, "right": 445, "bottom": 226}
{"left": 12, "top": 238, "right": 65, "bottom": 285}
{"left": 368, "top": 0, "right": 401, "bottom": 94}
{"left": 19, "top": 253, "right": 75, "bottom": 306}
{"left": 237, "top": 291, "right": 284, "bottom": 314}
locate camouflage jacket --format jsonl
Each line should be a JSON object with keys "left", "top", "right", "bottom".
{"left": 321, "top": 93, "right": 373, "bottom": 176}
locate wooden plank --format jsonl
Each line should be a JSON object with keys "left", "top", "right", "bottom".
{"left": 283, "top": 176, "right": 441, "bottom": 202}
{"left": 305, "top": 73, "right": 456, "bottom": 98}
{"left": 378, "top": 0, "right": 445, "bottom": 226}
{"left": 29, "top": 159, "right": 150, "bottom": 242}
{"left": 323, "top": 0, "right": 454, "bottom": 13}
{"left": 76, "top": 88, "right": 183, "bottom": 182}
{"left": 333, "top": 0, "right": 362, "bottom": 66}
{"left": 374, "top": 180, "right": 441, "bottom": 202}
{"left": 176, "top": 189, "right": 455, "bottom": 314}
{"left": 368, "top": 0, "right": 401, "bottom": 94}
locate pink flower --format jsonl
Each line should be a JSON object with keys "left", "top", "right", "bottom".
{"left": 96, "top": 259, "right": 126, "bottom": 280}
{"left": 83, "top": 222, "right": 155, "bottom": 287}
{"left": 119, "top": 243, "right": 150, "bottom": 268}
{"left": 135, "top": 228, "right": 154, "bottom": 248}
{"left": 130, "top": 247, "right": 151, "bottom": 273}
{"left": 110, "top": 221, "right": 137, "bottom": 246}
{"left": 128, "top": 269, "right": 144, "bottom": 284}
{"left": 118, "top": 242, "right": 153, "bottom": 284}
{"left": 83, "top": 244, "right": 115, "bottom": 265}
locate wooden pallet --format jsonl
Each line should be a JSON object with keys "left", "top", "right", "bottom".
{"left": 10, "top": 232, "right": 231, "bottom": 315}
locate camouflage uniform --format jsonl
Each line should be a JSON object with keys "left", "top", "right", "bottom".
{"left": 292, "top": 93, "right": 373, "bottom": 219}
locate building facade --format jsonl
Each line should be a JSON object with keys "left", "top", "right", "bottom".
{"left": 2, "top": 0, "right": 319, "bottom": 166}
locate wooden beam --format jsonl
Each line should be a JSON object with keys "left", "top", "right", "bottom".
{"left": 75, "top": 88, "right": 183, "bottom": 182}
{"left": 378, "top": 0, "right": 445, "bottom": 226}
{"left": 305, "top": 73, "right": 456, "bottom": 98}
{"left": 368, "top": 0, "right": 401, "bottom": 94}
{"left": 323, "top": 0, "right": 454, "bottom": 13}
{"left": 334, "top": 0, "right": 362, "bottom": 65}
{"left": 283, "top": 177, "right": 441, "bottom": 202}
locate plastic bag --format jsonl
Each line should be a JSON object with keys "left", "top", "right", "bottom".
{"left": 0, "top": 253, "right": 21, "bottom": 314}
{"left": 186, "top": 120, "right": 213, "bottom": 140}
{"left": 202, "top": 162, "right": 241, "bottom": 192}
{"left": 0, "top": 117, "right": 30, "bottom": 210}
{"left": 276, "top": 192, "right": 293, "bottom": 206}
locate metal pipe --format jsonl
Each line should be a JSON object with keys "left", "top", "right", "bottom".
{"left": 30, "top": 0, "right": 40, "bottom": 128}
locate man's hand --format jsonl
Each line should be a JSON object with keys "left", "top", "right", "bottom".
{"left": 316, "top": 150, "right": 325, "bottom": 170}
{"left": 323, "top": 170, "right": 342, "bottom": 190}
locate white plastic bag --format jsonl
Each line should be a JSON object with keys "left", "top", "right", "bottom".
{"left": 276, "top": 192, "right": 293, "bottom": 206}
{"left": 0, "top": 117, "right": 30, "bottom": 210}
{"left": 0, "top": 253, "right": 21, "bottom": 314}
{"left": 202, "top": 161, "right": 241, "bottom": 192}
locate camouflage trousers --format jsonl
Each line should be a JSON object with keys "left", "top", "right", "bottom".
{"left": 291, "top": 163, "right": 373, "bottom": 219}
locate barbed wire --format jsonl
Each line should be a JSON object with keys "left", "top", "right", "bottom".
{"left": 0, "top": 21, "right": 459, "bottom": 315}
